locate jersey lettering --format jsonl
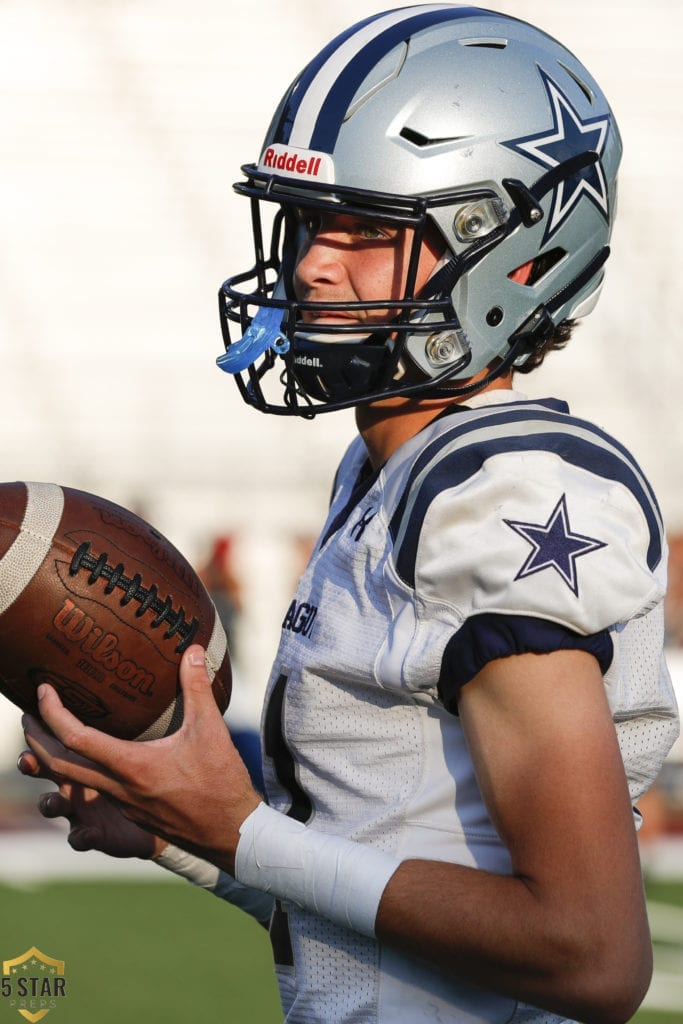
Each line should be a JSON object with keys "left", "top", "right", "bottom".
{"left": 282, "top": 600, "right": 318, "bottom": 638}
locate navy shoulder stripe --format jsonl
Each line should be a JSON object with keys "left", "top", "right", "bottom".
{"left": 390, "top": 401, "right": 663, "bottom": 588}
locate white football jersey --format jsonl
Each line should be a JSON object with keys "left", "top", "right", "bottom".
{"left": 260, "top": 392, "right": 679, "bottom": 1024}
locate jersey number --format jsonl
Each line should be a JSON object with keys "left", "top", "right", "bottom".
{"left": 262, "top": 671, "right": 312, "bottom": 967}
{"left": 263, "top": 672, "right": 312, "bottom": 823}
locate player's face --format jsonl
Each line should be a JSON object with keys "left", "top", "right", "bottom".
{"left": 293, "top": 210, "right": 442, "bottom": 326}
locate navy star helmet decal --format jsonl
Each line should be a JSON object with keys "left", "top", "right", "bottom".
{"left": 502, "top": 68, "right": 611, "bottom": 244}
{"left": 504, "top": 494, "right": 606, "bottom": 597}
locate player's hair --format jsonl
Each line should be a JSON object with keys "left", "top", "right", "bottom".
{"left": 514, "top": 319, "right": 575, "bottom": 374}
{"left": 511, "top": 250, "right": 575, "bottom": 374}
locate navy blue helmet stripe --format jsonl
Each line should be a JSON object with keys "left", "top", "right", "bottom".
{"left": 309, "top": 7, "right": 492, "bottom": 153}
{"left": 270, "top": 9, "right": 387, "bottom": 147}
{"left": 390, "top": 403, "right": 663, "bottom": 587}
{"left": 272, "top": 6, "right": 494, "bottom": 152}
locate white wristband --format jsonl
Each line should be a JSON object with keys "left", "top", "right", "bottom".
{"left": 235, "top": 803, "right": 400, "bottom": 937}
{"left": 154, "top": 843, "right": 274, "bottom": 923}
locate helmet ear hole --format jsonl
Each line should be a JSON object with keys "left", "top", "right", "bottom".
{"left": 508, "top": 249, "right": 567, "bottom": 287}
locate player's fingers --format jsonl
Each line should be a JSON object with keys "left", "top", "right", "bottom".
{"left": 68, "top": 826, "right": 101, "bottom": 852}
{"left": 18, "top": 749, "right": 78, "bottom": 787}
{"left": 22, "top": 705, "right": 128, "bottom": 799}
{"left": 38, "top": 791, "right": 72, "bottom": 820}
{"left": 178, "top": 645, "right": 220, "bottom": 723}
{"left": 31, "top": 685, "right": 135, "bottom": 778}
{"left": 33, "top": 683, "right": 96, "bottom": 751}
{"left": 17, "top": 749, "right": 47, "bottom": 779}
{"left": 23, "top": 708, "right": 90, "bottom": 771}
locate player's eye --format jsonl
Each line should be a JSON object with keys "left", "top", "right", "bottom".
{"left": 354, "top": 222, "right": 389, "bottom": 240}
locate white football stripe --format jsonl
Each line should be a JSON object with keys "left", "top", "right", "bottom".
{"left": 0, "top": 481, "right": 64, "bottom": 616}
{"left": 289, "top": 4, "right": 452, "bottom": 149}
{"left": 135, "top": 698, "right": 178, "bottom": 742}
{"left": 204, "top": 608, "right": 228, "bottom": 682}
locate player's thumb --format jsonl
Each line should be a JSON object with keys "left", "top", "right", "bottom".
{"left": 178, "top": 645, "right": 217, "bottom": 723}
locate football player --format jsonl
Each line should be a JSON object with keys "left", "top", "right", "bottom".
{"left": 21, "top": 6, "right": 680, "bottom": 1023}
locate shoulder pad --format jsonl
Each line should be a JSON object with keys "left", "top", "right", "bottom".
{"left": 390, "top": 401, "right": 665, "bottom": 634}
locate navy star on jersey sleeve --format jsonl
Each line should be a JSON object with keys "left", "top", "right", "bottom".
{"left": 387, "top": 399, "right": 666, "bottom": 704}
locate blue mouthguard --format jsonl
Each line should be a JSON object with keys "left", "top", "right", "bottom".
{"left": 216, "top": 305, "right": 290, "bottom": 374}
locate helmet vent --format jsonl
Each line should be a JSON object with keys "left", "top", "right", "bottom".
{"left": 399, "top": 126, "right": 471, "bottom": 148}
{"left": 558, "top": 61, "right": 595, "bottom": 104}
{"left": 459, "top": 37, "right": 507, "bottom": 50}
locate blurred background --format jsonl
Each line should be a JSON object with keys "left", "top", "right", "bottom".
{"left": 0, "top": 1, "right": 682, "bottom": 1020}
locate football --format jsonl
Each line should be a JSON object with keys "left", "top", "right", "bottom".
{"left": 0, "top": 481, "right": 231, "bottom": 740}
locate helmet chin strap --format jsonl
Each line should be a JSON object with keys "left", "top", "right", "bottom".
{"left": 420, "top": 325, "right": 539, "bottom": 400}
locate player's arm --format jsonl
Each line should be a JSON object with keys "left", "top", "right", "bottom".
{"left": 375, "top": 647, "right": 652, "bottom": 1024}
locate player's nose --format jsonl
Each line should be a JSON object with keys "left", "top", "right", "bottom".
{"left": 294, "top": 234, "right": 347, "bottom": 294}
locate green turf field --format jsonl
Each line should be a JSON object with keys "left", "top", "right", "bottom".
{"left": 0, "top": 877, "right": 680, "bottom": 1023}
{"left": 0, "top": 878, "right": 282, "bottom": 1023}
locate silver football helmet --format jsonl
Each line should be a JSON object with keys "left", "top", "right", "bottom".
{"left": 218, "top": 4, "right": 622, "bottom": 415}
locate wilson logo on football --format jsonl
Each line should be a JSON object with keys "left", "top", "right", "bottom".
{"left": 51, "top": 598, "right": 156, "bottom": 696}
{"left": 259, "top": 144, "right": 333, "bottom": 182}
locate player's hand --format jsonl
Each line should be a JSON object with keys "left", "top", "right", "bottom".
{"left": 21, "top": 645, "right": 260, "bottom": 875}
{"left": 16, "top": 753, "right": 159, "bottom": 859}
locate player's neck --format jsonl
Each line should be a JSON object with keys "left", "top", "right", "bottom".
{"left": 356, "top": 374, "right": 513, "bottom": 470}
{"left": 356, "top": 397, "right": 456, "bottom": 469}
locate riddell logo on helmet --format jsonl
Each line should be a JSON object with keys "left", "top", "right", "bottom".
{"left": 294, "top": 355, "right": 323, "bottom": 367}
{"left": 259, "top": 144, "right": 333, "bottom": 182}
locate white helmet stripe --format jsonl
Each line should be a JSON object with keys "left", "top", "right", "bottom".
{"left": 285, "top": 5, "right": 468, "bottom": 151}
